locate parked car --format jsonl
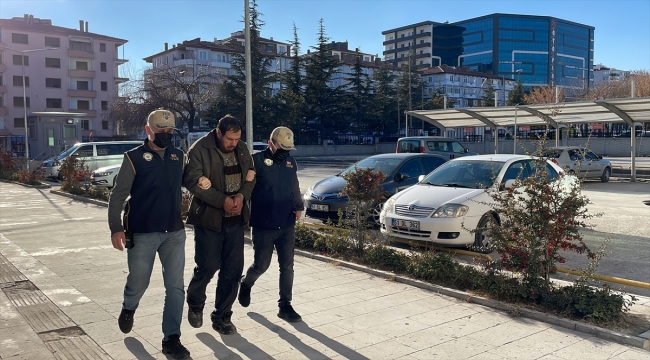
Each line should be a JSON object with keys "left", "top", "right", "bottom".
{"left": 304, "top": 153, "right": 448, "bottom": 224}
{"left": 380, "top": 154, "right": 574, "bottom": 253}
{"left": 90, "top": 164, "right": 121, "bottom": 188}
{"left": 41, "top": 141, "right": 141, "bottom": 179}
{"left": 543, "top": 146, "right": 612, "bottom": 182}
{"left": 396, "top": 136, "right": 478, "bottom": 159}
{"left": 252, "top": 142, "right": 267, "bottom": 154}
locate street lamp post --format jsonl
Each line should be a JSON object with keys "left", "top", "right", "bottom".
{"left": 0, "top": 45, "right": 55, "bottom": 169}
{"left": 514, "top": 104, "right": 519, "bottom": 154}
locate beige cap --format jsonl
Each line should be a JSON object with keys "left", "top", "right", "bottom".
{"left": 270, "top": 126, "right": 296, "bottom": 150}
{"left": 147, "top": 109, "right": 176, "bottom": 130}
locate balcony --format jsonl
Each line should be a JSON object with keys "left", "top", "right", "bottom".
{"left": 416, "top": 53, "right": 431, "bottom": 59}
{"left": 0, "top": 85, "right": 7, "bottom": 93}
{"left": 115, "top": 76, "right": 129, "bottom": 84}
{"left": 68, "top": 109, "right": 97, "bottom": 117}
{"left": 68, "top": 89, "right": 97, "bottom": 98}
{"left": 383, "top": 49, "right": 397, "bottom": 55}
{"left": 415, "top": 42, "right": 432, "bottom": 50}
{"left": 69, "top": 69, "right": 96, "bottom": 78}
{"left": 114, "top": 58, "right": 129, "bottom": 64}
{"left": 0, "top": 64, "right": 6, "bottom": 72}
{"left": 0, "top": 107, "right": 7, "bottom": 116}
{"left": 68, "top": 49, "right": 95, "bottom": 59}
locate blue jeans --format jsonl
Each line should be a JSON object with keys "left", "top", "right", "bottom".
{"left": 243, "top": 226, "right": 295, "bottom": 307}
{"left": 186, "top": 224, "right": 244, "bottom": 321}
{"left": 123, "top": 229, "right": 186, "bottom": 341}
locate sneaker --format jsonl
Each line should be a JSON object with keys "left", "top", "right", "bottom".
{"left": 118, "top": 308, "right": 135, "bottom": 334}
{"left": 162, "top": 334, "right": 190, "bottom": 360}
{"left": 278, "top": 305, "right": 302, "bottom": 323}
{"left": 238, "top": 279, "right": 251, "bottom": 307}
{"left": 212, "top": 311, "right": 237, "bottom": 335}
{"left": 187, "top": 307, "right": 203, "bottom": 328}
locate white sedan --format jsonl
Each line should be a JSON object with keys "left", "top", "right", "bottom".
{"left": 90, "top": 164, "right": 120, "bottom": 188}
{"left": 380, "top": 154, "right": 573, "bottom": 253}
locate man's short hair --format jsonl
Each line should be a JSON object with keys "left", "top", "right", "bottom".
{"left": 217, "top": 114, "right": 242, "bottom": 134}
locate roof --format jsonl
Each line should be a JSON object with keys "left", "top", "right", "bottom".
{"left": 453, "top": 154, "right": 531, "bottom": 162}
{"left": 421, "top": 65, "right": 513, "bottom": 80}
{"left": 407, "top": 97, "right": 650, "bottom": 129}
{"left": 0, "top": 18, "right": 127, "bottom": 43}
{"left": 365, "top": 153, "right": 447, "bottom": 160}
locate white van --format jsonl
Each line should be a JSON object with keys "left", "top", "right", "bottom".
{"left": 396, "top": 136, "right": 478, "bottom": 159}
{"left": 41, "top": 141, "right": 141, "bottom": 179}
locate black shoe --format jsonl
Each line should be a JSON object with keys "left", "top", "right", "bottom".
{"left": 118, "top": 308, "right": 135, "bottom": 334}
{"left": 162, "top": 334, "right": 190, "bottom": 360}
{"left": 278, "top": 305, "right": 302, "bottom": 323}
{"left": 212, "top": 311, "right": 237, "bottom": 335}
{"left": 187, "top": 307, "right": 203, "bottom": 328}
{"left": 239, "top": 279, "right": 251, "bottom": 308}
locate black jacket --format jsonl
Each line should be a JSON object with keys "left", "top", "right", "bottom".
{"left": 183, "top": 130, "right": 256, "bottom": 230}
{"left": 123, "top": 140, "right": 184, "bottom": 234}
{"left": 250, "top": 149, "right": 304, "bottom": 230}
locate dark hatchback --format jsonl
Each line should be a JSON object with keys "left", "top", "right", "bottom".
{"left": 303, "top": 153, "right": 448, "bottom": 224}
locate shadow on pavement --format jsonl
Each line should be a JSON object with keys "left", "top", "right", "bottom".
{"left": 123, "top": 337, "right": 156, "bottom": 360}
{"left": 248, "top": 312, "right": 370, "bottom": 360}
{"left": 196, "top": 331, "right": 262, "bottom": 359}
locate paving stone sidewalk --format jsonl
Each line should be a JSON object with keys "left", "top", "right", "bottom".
{"left": 1, "top": 182, "right": 649, "bottom": 360}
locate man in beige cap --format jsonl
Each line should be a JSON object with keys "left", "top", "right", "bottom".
{"left": 108, "top": 108, "right": 190, "bottom": 359}
{"left": 239, "top": 126, "right": 304, "bottom": 323}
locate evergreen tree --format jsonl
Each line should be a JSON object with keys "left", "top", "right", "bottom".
{"left": 275, "top": 23, "right": 306, "bottom": 141}
{"left": 482, "top": 81, "right": 496, "bottom": 107}
{"left": 507, "top": 77, "right": 526, "bottom": 106}
{"left": 303, "top": 19, "right": 344, "bottom": 140}
{"left": 395, "top": 48, "right": 425, "bottom": 134}
{"left": 342, "top": 50, "right": 371, "bottom": 136}
{"left": 369, "top": 62, "right": 397, "bottom": 135}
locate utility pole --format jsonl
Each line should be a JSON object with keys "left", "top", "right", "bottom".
{"left": 244, "top": 0, "right": 253, "bottom": 153}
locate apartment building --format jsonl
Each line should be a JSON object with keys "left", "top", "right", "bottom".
{"left": 318, "top": 41, "right": 386, "bottom": 89}
{"left": 0, "top": 14, "right": 128, "bottom": 159}
{"left": 421, "top": 64, "right": 515, "bottom": 108}
{"left": 593, "top": 63, "right": 630, "bottom": 85}
{"left": 143, "top": 32, "right": 291, "bottom": 128}
{"left": 383, "top": 14, "right": 594, "bottom": 91}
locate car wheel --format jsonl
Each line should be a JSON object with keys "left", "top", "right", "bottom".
{"left": 472, "top": 214, "right": 496, "bottom": 254}
{"left": 600, "top": 167, "right": 610, "bottom": 183}
{"left": 370, "top": 201, "right": 385, "bottom": 225}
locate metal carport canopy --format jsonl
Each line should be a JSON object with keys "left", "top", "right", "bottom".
{"left": 406, "top": 96, "right": 650, "bottom": 182}
{"left": 406, "top": 96, "right": 650, "bottom": 129}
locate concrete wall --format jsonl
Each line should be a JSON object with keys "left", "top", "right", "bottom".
{"left": 291, "top": 138, "right": 650, "bottom": 157}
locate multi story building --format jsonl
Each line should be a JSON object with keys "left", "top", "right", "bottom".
{"left": 383, "top": 14, "right": 594, "bottom": 91}
{"left": 143, "top": 32, "right": 291, "bottom": 129}
{"left": 593, "top": 63, "right": 630, "bottom": 85}
{"left": 0, "top": 14, "right": 128, "bottom": 159}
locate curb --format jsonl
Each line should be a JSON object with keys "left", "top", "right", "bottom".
{"left": 294, "top": 248, "right": 650, "bottom": 351}
{"left": 43, "top": 188, "right": 650, "bottom": 350}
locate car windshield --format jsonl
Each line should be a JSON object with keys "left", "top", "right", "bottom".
{"left": 340, "top": 157, "right": 402, "bottom": 176}
{"left": 421, "top": 160, "right": 505, "bottom": 189}
{"left": 542, "top": 149, "right": 563, "bottom": 158}
{"left": 57, "top": 144, "right": 81, "bottom": 160}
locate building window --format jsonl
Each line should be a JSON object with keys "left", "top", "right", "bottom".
{"left": 13, "top": 55, "right": 28, "bottom": 66}
{"left": 265, "top": 44, "right": 274, "bottom": 52}
{"left": 463, "top": 76, "right": 468, "bottom": 82}
{"left": 76, "top": 61, "right": 89, "bottom": 70}
{"left": 99, "top": 43, "right": 106, "bottom": 52}
{"left": 101, "top": 81, "right": 107, "bottom": 91}
{"left": 77, "top": 81, "right": 89, "bottom": 90}
{"left": 12, "top": 33, "right": 28, "bottom": 44}
{"left": 81, "top": 119, "right": 90, "bottom": 130}
{"left": 13, "top": 97, "right": 30, "bottom": 107}
{"left": 70, "top": 40, "right": 92, "bottom": 52}
{"left": 77, "top": 100, "right": 90, "bottom": 110}
{"left": 45, "top": 78, "right": 61, "bottom": 88}
{"left": 46, "top": 98, "right": 62, "bottom": 108}
{"left": 389, "top": 36, "right": 394, "bottom": 40}
{"left": 100, "top": 62, "right": 107, "bottom": 72}
{"left": 101, "top": 101, "right": 108, "bottom": 110}
{"left": 278, "top": 45, "right": 286, "bottom": 55}
{"left": 45, "top": 57, "right": 61, "bottom": 68}
{"left": 64, "top": 125, "right": 76, "bottom": 138}
{"left": 14, "top": 118, "right": 24, "bottom": 127}
{"left": 198, "top": 51, "right": 208, "bottom": 60}
{"left": 44, "top": 36, "right": 60, "bottom": 47}
{"left": 401, "top": 44, "right": 405, "bottom": 48}
{"left": 401, "top": 34, "right": 405, "bottom": 38}
{"left": 102, "top": 120, "right": 109, "bottom": 130}
{"left": 13, "top": 76, "right": 29, "bottom": 87}
{"left": 450, "top": 76, "right": 454, "bottom": 82}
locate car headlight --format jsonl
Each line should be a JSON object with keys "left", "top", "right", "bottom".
{"left": 94, "top": 171, "right": 113, "bottom": 177}
{"left": 384, "top": 198, "right": 396, "bottom": 214}
{"left": 303, "top": 185, "right": 314, "bottom": 200}
{"left": 431, "top": 204, "right": 469, "bottom": 218}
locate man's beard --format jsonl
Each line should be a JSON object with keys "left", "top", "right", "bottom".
{"left": 216, "top": 134, "right": 236, "bottom": 153}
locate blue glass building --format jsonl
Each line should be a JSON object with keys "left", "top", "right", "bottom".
{"left": 383, "top": 14, "right": 594, "bottom": 90}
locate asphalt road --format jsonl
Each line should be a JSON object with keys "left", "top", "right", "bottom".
{"left": 297, "top": 161, "right": 650, "bottom": 297}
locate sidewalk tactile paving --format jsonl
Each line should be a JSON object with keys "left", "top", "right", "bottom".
{"left": 45, "top": 335, "right": 112, "bottom": 360}
{"left": 0, "top": 253, "right": 27, "bottom": 284}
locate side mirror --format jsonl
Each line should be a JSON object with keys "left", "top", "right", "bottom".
{"left": 418, "top": 175, "right": 425, "bottom": 182}
{"left": 396, "top": 173, "right": 409, "bottom": 182}
{"left": 465, "top": 148, "right": 469, "bottom": 153}
{"left": 503, "top": 179, "right": 517, "bottom": 189}
{"left": 597, "top": 155, "right": 603, "bottom": 159}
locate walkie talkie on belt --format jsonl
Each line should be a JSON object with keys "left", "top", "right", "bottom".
{"left": 123, "top": 212, "right": 134, "bottom": 249}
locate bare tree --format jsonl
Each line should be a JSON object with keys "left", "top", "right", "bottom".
{"left": 581, "top": 70, "right": 650, "bottom": 100}
{"left": 524, "top": 86, "right": 566, "bottom": 105}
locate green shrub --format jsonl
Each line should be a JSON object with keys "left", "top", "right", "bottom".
{"left": 363, "top": 244, "right": 408, "bottom": 272}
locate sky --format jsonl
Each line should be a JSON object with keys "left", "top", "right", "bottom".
{"left": 2, "top": 0, "right": 649, "bottom": 76}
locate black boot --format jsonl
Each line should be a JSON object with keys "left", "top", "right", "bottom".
{"left": 278, "top": 305, "right": 302, "bottom": 323}
{"left": 212, "top": 311, "right": 237, "bottom": 335}
{"left": 162, "top": 334, "right": 190, "bottom": 359}
{"left": 118, "top": 308, "right": 135, "bottom": 334}
{"left": 238, "top": 278, "right": 251, "bottom": 308}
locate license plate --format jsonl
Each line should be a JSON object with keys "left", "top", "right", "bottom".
{"left": 310, "top": 204, "right": 329, "bottom": 211}
{"left": 392, "top": 218, "right": 420, "bottom": 230}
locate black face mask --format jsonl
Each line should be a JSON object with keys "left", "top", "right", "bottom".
{"left": 272, "top": 149, "right": 291, "bottom": 162}
{"left": 153, "top": 132, "right": 173, "bottom": 148}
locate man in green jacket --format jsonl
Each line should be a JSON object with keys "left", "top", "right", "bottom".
{"left": 183, "top": 115, "right": 255, "bottom": 335}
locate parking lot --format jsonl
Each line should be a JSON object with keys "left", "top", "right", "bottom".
{"left": 297, "top": 162, "right": 650, "bottom": 297}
